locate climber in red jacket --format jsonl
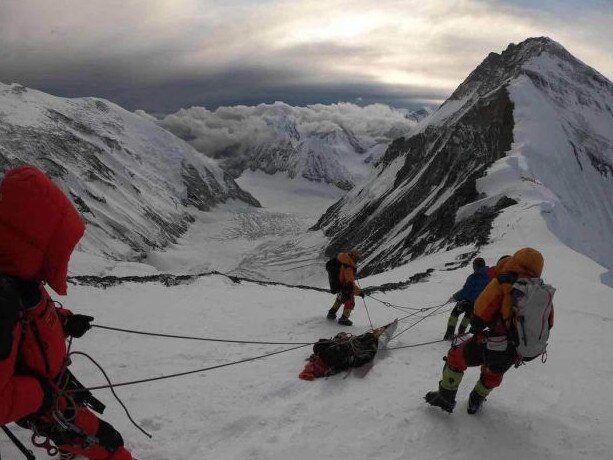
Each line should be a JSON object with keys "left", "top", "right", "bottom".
{"left": 0, "top": 166, "right": 132, "bottom": 460}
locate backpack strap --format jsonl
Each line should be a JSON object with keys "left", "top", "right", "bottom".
{"left": 0, "top": 275, "right": 26, "bottom": 359}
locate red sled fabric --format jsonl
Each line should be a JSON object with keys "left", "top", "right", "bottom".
{"left": 0, "top": 166, "right": 85, "bottom": 295}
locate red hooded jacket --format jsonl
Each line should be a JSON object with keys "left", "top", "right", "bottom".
{"left": 0, "top": 166, "right": 84, "bottom": 425}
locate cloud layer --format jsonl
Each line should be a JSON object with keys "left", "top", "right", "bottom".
{"left": 152, "top": 101, "right": 419, "bottom": 176}
{"left": 1, "top": 0, "right": 611, "bottom": 112}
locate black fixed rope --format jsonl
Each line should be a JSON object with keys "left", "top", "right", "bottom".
{"left": 386, "top": 338, "right": 447, "bottom": 350}
{"left": 356, "top": 280, "right": 374, "bottom": 330}
{"left": 68, "top": 351, "right": 152, "bottom": 439}
{"left": 77, "top": 296, "right": 454, "bottom": 398}
{"left": 391, "top": 301, "right": 451, "bottom": 341}
{"left": 68, "top": 344, "right": 311, "bottom": 393}
{"left": 367, "top": 294, "right": 445, "bottom": 313}
{"left": 92, "top": 324, "right": 314, "bottom": 345}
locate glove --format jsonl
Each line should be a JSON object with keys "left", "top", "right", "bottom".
{"left": 63, "top": 314, "right": 94, "bottom": 338}
{"left": 358, "top": 291, "right": 365, "bottom": 298}
{"left": 448, "top": 295, "right": 456, "bottom": 303}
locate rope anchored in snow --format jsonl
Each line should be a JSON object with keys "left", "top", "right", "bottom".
{"left": 68, "top": 351, "right": 153, "bottom": 439}
{"left": 391, "top": 301, "right": 451, "bottom": 341}
{"left": 79, "top": 298, "right": 454, "bottom": 398}
{"left": 367, "top": 294, "right": 447, "bottom": 313}
{"left": 386, "top": 338, "right": 447, "bottom": 350}
{"left": 92, "top": 324, "right": 314, "bottom": 345}
{"left": 68, "top": 344, "right": 311, "bottom": 393}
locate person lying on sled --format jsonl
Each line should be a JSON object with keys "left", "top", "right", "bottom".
{"left": 299, "top": 321, "right": 397, "bottom": 380}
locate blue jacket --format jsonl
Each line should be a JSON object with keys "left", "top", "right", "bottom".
{"left": 453, "top": 266, "right": 490, "bottom": 303}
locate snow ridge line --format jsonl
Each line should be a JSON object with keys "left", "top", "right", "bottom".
{"left": 68, "top": 271, "right": 330, "bottom": 292}
{"left": 67, "top": 267, "right": 438, "bottom": 294}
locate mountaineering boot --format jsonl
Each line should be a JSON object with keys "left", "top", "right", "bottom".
{"left": 328, "top": 298, "right": 342, "bottom": 319}
{"left": 338, "top": 306, "right": 352, "bottom": 326}
{"left": 467, "top": 390, "right": 486, "bottom": 414}
{"left": 425, "top": 387, "right": 456, "bottom": 413}
{"left": 444, "top": 313, "right": 458, "bottom": 340}
{"left": 338, "top": 315, "right": 353, "bottom": 326}
{"left": 467, "top": 380, "right": 491, "bottom": 414}
{"left": 425, "top": 364, "right": 464, "bottom": 413}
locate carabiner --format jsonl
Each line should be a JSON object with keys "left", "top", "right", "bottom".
{"left": 31, "top": 432, "right": 59, "bottom": 456}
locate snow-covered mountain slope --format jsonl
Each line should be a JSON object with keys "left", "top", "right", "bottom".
{"left": 6, "top": 201, "right": 611, "bottom": 460}
{"left": 314, "top": 37, "right": 613, "bottom": 281}
{"left": 154, "top": 102, "right": 426, "bottom": 190}
{"left": 0, "top": 82, "right": 259, "bottom": 262}
{"left": 123, "top": 171, "right": 341, "bottom": 284}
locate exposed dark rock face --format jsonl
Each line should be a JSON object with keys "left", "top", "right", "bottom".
{"left": 316, "top": 37, "right": 613, "bottom": 278}
{"left": 181, "top": 162, "right": 219, "bottom": 211}
{"left": 315, "top": 86, "right": 515, "bottom": 276}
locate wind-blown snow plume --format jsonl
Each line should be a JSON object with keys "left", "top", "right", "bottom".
{"left": 153, "top": 102, "right": 426, "bottom": 190}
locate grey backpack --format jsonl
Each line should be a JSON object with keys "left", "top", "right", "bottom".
{"left": 511, "top": 278, "right": 555, "bottom": 360}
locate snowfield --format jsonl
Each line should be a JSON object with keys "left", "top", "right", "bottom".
{"left": 3, "top": 191, "right": 612, "bottom": 460}
{"left": 2, "top": 38, "right": 612, "bottom": 460}
{"left": 72, "top": 170, "right": 345, "bottom": 285}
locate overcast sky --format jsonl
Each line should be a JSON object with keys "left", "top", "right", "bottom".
{"left": 1, "top": 0, "right": 611, "bottom": 113}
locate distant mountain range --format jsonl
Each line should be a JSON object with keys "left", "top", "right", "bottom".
{"left": 314, "top": 37, "right": 613, "bottom": 277}
{"left": 0, "top": 83, "right": 259, "bottom": 261}
{"left": 154, "top": 102, "right": 431, "bottom": 190}
{"left": 3, "top": 37, "right": 611, "bottom": 283}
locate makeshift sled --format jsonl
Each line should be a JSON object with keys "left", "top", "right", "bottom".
{"left": 298, "top": 320, "right": 398, "bottom": 380}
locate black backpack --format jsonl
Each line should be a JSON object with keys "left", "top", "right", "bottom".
{"left": 325, "top": 258, "right": 342, "bottom": 294}
{"left": 313, "top": 338, "right": 354, "bottom": 371}
{"left": 0, "top": 275, "right": 23, "bottom": 360}
{"left": 313, "top": 332, "right": 378, "bottom": 372}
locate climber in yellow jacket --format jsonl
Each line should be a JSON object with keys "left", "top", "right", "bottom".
{"left": 327, "top": 249, "right": 364, "bottom": 326}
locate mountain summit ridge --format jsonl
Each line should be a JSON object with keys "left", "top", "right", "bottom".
{"left": 315, "top": 37, "right": 613, "bottom": 278}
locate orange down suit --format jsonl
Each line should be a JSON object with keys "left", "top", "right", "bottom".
{"left": 336, "top": 252, "right": 362, "bottom": 312}
{"left": 447, "top": 248, "right": 554, "bottom": 390}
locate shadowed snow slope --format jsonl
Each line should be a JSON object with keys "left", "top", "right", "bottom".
{"left": 0, "top": 82, "right": 259, "bottom": 264}
{"left": 139, "top": 171, "right": 343, "bottom": 285}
